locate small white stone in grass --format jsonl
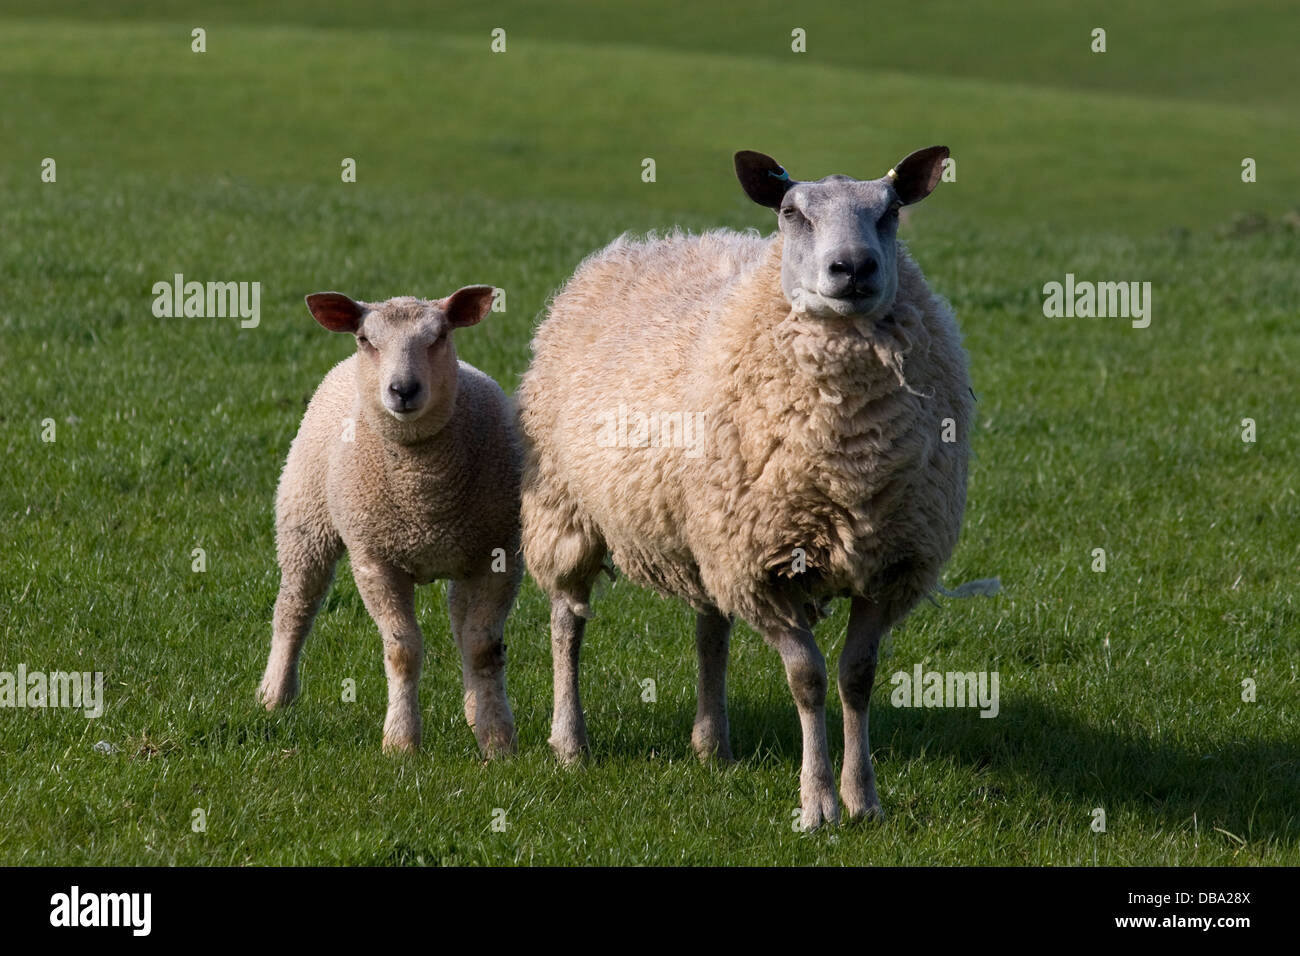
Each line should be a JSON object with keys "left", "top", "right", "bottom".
{"left": 93, "top": 740, "right": 118, "bottom": 754}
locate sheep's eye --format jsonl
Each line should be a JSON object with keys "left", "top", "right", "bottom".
{"left": 879, "top": 203, "right": 901, "bottom": 227}
{"left": 781, "top": 205, "right": 808, "bottom": 227}
{"left": 357, "top": 335, "right": 373, "bottom": 350}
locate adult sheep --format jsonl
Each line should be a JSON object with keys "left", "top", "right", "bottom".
{"left": 518, "top": 146, "right": 971, "bottom": 828}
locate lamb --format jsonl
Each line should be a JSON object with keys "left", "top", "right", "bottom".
{"left": 257, "top": 287, "right": 522, "bottom": 757}
{"left": 518, "top": 146, "right": 971, "bottom": 828}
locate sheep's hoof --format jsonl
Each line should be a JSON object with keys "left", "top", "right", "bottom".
{"left": 480, "top": 727, "right": 518, "bottom": 760}
{"left": 256, "top": 679, "right": 297, "bottom": 711}
{"left": 548, "top": 736, "right": 589, "bottom": 766}
{"left": 381, "top": 733, "right": 421, "bottom": 754}
{"left": 697, "top": 749, "right": 737, "bottom": 768}
{"left": 841, "top": 779, "right": 885, "bottom": 824}
{"left": 691, "top": 738, "right": 736, "bottom": 766}
{"left": 798, "top": 787, "right": 841, "bottom": 831}
{"left": 690, "top": 719, "right": 734, "bottom": 765}
{"left": 843, "top": 800, "right": 886, "bottom": 825}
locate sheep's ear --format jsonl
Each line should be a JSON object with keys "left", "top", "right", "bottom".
{"left": 306, "top": 292, "right": 365, "bottom": 333}
{"left": 443, "top": 285, "right": 496, "bottom": 328}
{"left": 888, "top": 146, "right": 949, "bottom": 205}
{"left": 735, "top": 150, "right": 795, "bottom": 209}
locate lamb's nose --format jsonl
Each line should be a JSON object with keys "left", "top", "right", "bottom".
{"left": 389, "top": 380, "right": 421, "bottom": 403}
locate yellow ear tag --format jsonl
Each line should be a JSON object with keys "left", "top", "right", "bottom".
{"left": 886, "top": 168, "right": 898, "bottom": 183}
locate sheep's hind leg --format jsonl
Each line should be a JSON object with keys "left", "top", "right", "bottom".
{"left": 767, "top": 623, "right": 838, "bottom": 830}
{"left": 258, "top": 530, "right": 341, "bottom": 709}
{"left": 351, "top": 558, "right": 424, "bottom": 753}
{"left": 448, "top": 568, "right": 519, "bottom": 758}
{"left": 548, "top": 587, "right": 594, "bottom": 764}
{"left": 691, "top": 606, "right": 734, "bottom": 763}
{"left": 839, "top": 596, "right": 886, "bottom": 822}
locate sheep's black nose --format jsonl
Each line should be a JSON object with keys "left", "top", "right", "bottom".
{"left": 389, "top": 380, "right": 421, "bottom": 402}
{"left": 826, "top": 253, "right": 880, "bottom": 297}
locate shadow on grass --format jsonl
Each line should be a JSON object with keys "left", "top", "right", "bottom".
{"left": 873, "top": 699, "right": 1299, "bottom": 841}
{"left": 601, "top": 692, "right": 1299, "bottom": 843}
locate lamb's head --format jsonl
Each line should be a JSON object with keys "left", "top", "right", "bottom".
{"left": 305, "top": 286, "right": 495, "bottom": 432}
{"left": 735, "top": 147, "right": 948, "bottom": 321}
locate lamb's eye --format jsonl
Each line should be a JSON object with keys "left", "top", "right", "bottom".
{"left": 879, "top": 203, "right": 901, "bottom": 227}
{"left": 357, "top": 335, "right": 373, "bottom": 350}
{"left": 781, "top": 206, "right": 809, "bottom": 229}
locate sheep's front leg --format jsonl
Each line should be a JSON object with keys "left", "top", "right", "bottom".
{"left": 448, "top": 570, "right": 519, "bottom": 758}
{"left": 258, "top": 531, "right": 342, "bottom": 709}
{"left": 840, "top": 596, "right": 885, "bottom": 821}
{"left": 692, "top": 607, "right": 734, "bottom": 763}
{"left": 352, "top": 558, "right": 423, "bottom": 752}
{"left": 770, "top": 625, "right": 838, "bottom": 829}
{"left": 548, "top": 594, "right": 590, "bottom": 763}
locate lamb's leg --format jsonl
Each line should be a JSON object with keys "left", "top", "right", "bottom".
{"left": 448, "top": 570, "right": 519, "bottom": 758}
{"left": 691, "top": 606, "right": 734, "bottom": 763}
{"left": 548, "top": 592, "right": 591, "bottom": 763}
{"left": 769, "top": 625, "right": 838, "bottom": 830}
{"left": 258, "top": 529, "right": 341, "bottom": 709}
{"left": 351, "top": 558, "right": 423, "bottom": 752}
{"left": 839, "top": 596, "right": 886, "bottom": 821}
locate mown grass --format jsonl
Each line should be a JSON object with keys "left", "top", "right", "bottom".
{"left": 0, "top": 1, "right": 1296, "bottom": 865}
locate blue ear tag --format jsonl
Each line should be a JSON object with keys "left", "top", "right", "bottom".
{"left": 768, "top": 168, "right": 791, "bottom": 181}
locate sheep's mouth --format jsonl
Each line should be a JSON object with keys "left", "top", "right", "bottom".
{"left": 793, "top": 287, "right": 890, "bottom": 322}
{"left": 384, "top": 401, "right": 427, "bottom": 421}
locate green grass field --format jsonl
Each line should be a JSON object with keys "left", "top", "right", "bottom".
{"left": 1, "top": 1, "right": 1297, "bottom": 865}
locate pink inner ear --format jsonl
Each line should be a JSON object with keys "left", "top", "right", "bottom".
{"left": 445, "top": 287, "right": 495, "bottom": 327}
{"left": 925, "top": 162, "right": 944, "bottom": 192}
{"left": 307, "top": 293, "right": 363, "bottom": 332}
{"left": 925, "top": 151, "right": 948, "bottom": 191}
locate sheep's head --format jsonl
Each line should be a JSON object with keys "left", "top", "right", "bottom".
{"left": 305, "top": 287, "right": 495, "bottom": 431}
{"left": 735, "top": 147, "right": 948, "bottom": 321}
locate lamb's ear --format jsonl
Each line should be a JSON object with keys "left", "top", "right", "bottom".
{"left": 443, "top": 285, "right": 496, "bottom": 328}
{"left": 888, "top": 146, "right": 949, "bottom": 205}
{"left": 735, "top": 150, "right": 795, "bottom": 209}
{"left": 306, "top": 292, "right": 365, "bottom": 333}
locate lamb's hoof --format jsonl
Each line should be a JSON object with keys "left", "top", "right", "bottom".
{"left": 256, "top": 679, "right": 297, "bottom": 711}
{"left": 381, "top": 732, "right": 421, "bottom": 754}
{"left": 548, "top": 735, "right": 589, "bottom": 766}
{"left": 798, "top": 786, "right": 841, "bottom": 831}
